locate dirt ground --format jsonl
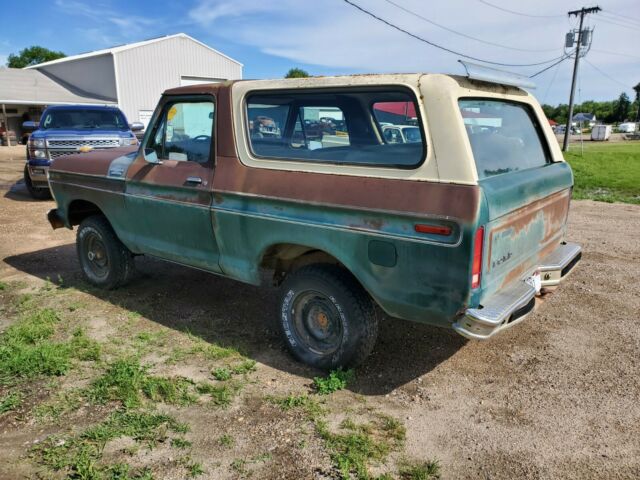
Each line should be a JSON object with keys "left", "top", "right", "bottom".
{"left": 0, "top": 145, "right": 639, "bottom": 479}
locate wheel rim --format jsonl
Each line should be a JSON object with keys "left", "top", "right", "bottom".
{"left": 84, "top": 232, "right": 109, "bottom": 278}
{"left": 290, "top": 290, "right": 343, "bottom": 355}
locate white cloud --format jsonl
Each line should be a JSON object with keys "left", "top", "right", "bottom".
{"left": 54, "top": 0, "right": 162, "bottom": 47}
{"left": 187, "top": 0, "right": 640, "bottom": 103}
{"left": 0, "top": 54, "right": 8, "bottom": 67}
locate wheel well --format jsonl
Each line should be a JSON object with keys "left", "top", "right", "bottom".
{"left": 260, "top": 244, "right": 342, "bottom": 284}
{"left": 67, "top": 200, "right": 104, "bottom": 226}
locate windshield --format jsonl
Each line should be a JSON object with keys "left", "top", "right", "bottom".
{"left": 402, "top": 127, "right": 422, "bottom": 143}
{"left": 41, "top": 109, "right": 128, "bottom": 130}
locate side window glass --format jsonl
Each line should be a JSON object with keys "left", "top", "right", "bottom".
{"left": 294, "top": 107, "right": 349, "bottom": 151}
{"left": 144, "top": 101, "right": 214, "bottom": 163}
{"left": 246, "top": 90, "right": 425, "bottom": 168}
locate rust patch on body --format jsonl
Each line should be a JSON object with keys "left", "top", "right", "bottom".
{"left": 212, "top": 156, "right": 481, "bottom": 222}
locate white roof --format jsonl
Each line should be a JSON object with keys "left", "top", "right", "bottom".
{"left": 0, "top": 68, "right": 116, "bottom": 105}
{"left": 25, "top": 33, "right": 243, "bottom": 69}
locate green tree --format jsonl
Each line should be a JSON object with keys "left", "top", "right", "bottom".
{"left": 613, "top": 92, "right": 631, "bottom": 122}
{"left": 285, "top": 68, "right": 310, "bottom": 78}
{"left": 7, "top": 46, "right": 65, "bottom": 68}
{"left": 633, "top": 82, "right": 640, "bottom": 123}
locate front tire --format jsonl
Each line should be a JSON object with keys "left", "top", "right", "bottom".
{"left": 279, "top": 264, "right": 379, "bottom": 369}
{"left": 76, "top": 215, "right": 134, "bottom": 289}
{"left": 23, "top": 165, "right": 51, "bottom": 200}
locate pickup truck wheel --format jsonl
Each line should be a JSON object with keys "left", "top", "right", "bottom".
{"left": 279, "top": 264, "right": 378, "bottom": 369}
{"left": 76, "top": 215, "right": 134, "bottom": 289}
{"left": 23, "top": 165, "right": 51, "bottom": 200}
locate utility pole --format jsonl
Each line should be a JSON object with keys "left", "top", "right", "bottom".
{"left": 562, "top": 6, "right": 601, "bottom": 152}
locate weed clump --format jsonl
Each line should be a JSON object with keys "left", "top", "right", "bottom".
{"left": 313, "top": 369, "right": 354, "bottom": 395}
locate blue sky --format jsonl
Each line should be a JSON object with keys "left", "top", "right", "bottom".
{"left": 1, "top": 0, "right": 638, "bottom": 105}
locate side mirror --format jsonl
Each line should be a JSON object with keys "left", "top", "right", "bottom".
{"left": 22, "top": 121, "right": 39, "bottom": 131}
{"left": 130, "top": 122, "right": 145, "bottom": 132}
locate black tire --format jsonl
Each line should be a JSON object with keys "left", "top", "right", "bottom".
{"left": 23, "top": 165, "right": 52, "bottom": 200}
{"left": 279, "top": 264, "right": 379, "bottom": 369}
{"left": 76, "top": 215, "right": 135, "bottom": 289}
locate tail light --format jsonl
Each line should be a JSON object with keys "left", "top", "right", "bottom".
{"left": 471, "top": 226, "right": 484, "bottom": 289}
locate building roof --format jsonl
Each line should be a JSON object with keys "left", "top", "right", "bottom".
{"left": 25, "top": 33, "right": 243, "bottom": 69}
{"left": 573, "top": 112, "right": 596, "bottom": 121}
{"left": 0, "top": 68, "right": 117, "bottom": 105}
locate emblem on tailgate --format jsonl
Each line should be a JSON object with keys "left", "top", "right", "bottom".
{"left": 492, "top": 252, "right": 513, "bottom": 269}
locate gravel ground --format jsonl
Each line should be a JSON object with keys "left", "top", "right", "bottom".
{"left": 1, "top": 146, "right": 639, "bottom": 479}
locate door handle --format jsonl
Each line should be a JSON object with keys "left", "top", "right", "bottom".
{"left": 186, "top": 176, "right": 202, "bottom": 185}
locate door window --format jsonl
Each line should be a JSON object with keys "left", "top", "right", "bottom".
{"left": 145, "top": 101, "right": 214, "bottom": 163}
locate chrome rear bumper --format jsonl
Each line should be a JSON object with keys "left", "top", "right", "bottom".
{"left": 453, "top": 242, "right": 582, "bottom": 340}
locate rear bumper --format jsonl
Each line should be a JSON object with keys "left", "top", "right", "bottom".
{"left": 453, "top": 242, "right": 582, "bottom": 340}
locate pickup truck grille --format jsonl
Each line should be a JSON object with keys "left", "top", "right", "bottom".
{"left": 46, "top": 137, "right": 122, "bottom": 160}
{"left": 47, "top": 138, "right": 121, "bottom": 149}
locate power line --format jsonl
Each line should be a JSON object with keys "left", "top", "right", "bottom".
{"left": 595, "top": 16, "right": 640, "bottom": 32}
{"left": 382, "top": 0, "right": 559, "bottom": 53}
{"left": 583, "top": 58, "right": 633, "bottom": 90}
{"left": 342, "top": 0, "right": 568, "bottom": 67}
{"left": 476, "top": 0, "right": 564, "bottom": 19}
{"left": 591, "top": 48, "right": 640, "bottom": 60}
{"left": 601, "top": 10, "right": 640, "bottom": 25}
{"left": 541, "top": 56, "right": 563, "bottom": 105}
{"left": 530, "top": 52, "right": 575, "bottom": 78}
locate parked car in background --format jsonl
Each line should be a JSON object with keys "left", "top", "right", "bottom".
{"left": 46, "top": 73, "right": 581, "bottom": 368}
{"left": 23, "top": 105, "right": 143, "bottom": 199}
{"left": 617, "top": 122, "right": 637, "bottom": 133}
{"left": 382, "top": 125, "right": 423, "bottom": 144}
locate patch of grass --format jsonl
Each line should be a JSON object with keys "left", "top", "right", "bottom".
{"left": 66, "top": 301, "right": 86, "bottom": 312}
{"left": 0, "top": 281, "right": 7, "bottom": 291}
{"left": 269, "top": 394, "right": 311, "bottom": 410}
{"left": 565, "top": 142, "right": 640, "bottom": 204}
{"left": 316, "top": 414, "right": 405, "bottom": 480}
{"left": 171, "top": 437, "right": 192, "bottom": 449}
{"left": 218, "top": 434, "right": 234, "bottom": 447}
{"left": 313, "top": 369, "right": 354, "bottom": 395}
{"left": 186, "top": 461, "right": 204, "bottom": 477}
{"left": 166, "top": 332, "right": 241, "bottom": 365}
{"left": 196, "top": 382, "right": 240, "bottom": 408}
{"left": 399, "top": 460, "right": 441, "bottom": 480}
{"left": 34, "top": 389, "right": 82, "bottom": 423}
{"left": 231, "top": 359, "right": 257, "bottom": 375}
{"left": 89, "top": 358, "right": 198, "bottom": 408}
{"left": 0, "top": 391, "right": 22, "bottom": 414}
{"left": 70, "top": 328, "right": 101, "bottom": 361}
{"left": 35, "top": 410, "right": 185, "bottom": 478}
{"left": 0, "top": 308, "right": 79, "bottom": 382}
{"left": 212, "top": 367, "right": 232, "bottom": 381}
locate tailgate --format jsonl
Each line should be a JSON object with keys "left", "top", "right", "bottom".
{"left": 483, "top": 187, "right": 571, "bottom": 296}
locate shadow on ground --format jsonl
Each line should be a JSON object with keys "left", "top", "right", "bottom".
{"left": 3, "top": 180, "right": 50, "bottom": 203}
{"left": 4, "top": 243, "right": 466, "bottom": 395}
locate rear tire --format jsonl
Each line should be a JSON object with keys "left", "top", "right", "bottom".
{"left": 278, "top": 264, "right": 379, "bottom": 369}
{"left": 76, "top": 215, "right": 135, "bottom": 289}
{"left": 24, "top": 165, "right": 51, "bottom": 200}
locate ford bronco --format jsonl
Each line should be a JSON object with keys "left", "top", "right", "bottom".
{"left": 24, "top": 105, "right": 142, "bottom": 199}
{"left": 46, "top": 71, "right": 581, "bottom": 368}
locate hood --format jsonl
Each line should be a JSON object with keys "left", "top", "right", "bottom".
{"left": 31, "top": 129, "right": 133, "bottom": 138}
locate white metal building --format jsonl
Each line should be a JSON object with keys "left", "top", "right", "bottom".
{"left": 0, "top": 33, "right": 242, "bottom": 138}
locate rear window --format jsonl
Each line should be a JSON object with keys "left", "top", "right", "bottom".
{"left": 459, "top": 99, "right": 550, "bottom": 179}
{"left": 245, "top": 89, "right": 425, "bottom": 168}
